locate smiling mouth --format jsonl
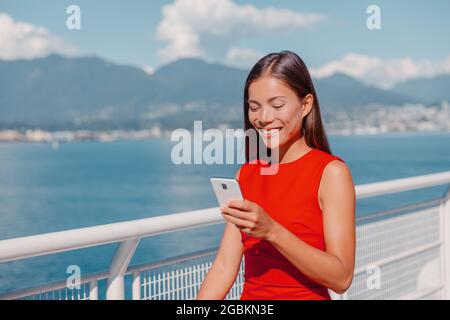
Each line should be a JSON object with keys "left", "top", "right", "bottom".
{"left": 257, "top": 127, "right": 283, "bottom": 139}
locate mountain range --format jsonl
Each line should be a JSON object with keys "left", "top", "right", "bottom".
{"left": 0, "top": 54, "right": 448, "bottom": 130}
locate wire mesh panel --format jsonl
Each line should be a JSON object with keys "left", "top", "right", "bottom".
{"left": 346, "top": 206, "right": 442, "bottom": 299}
{"left": 20, "top": 282, "right": 92, "bottom": 300}
{"left": 140, "top": 251, "right": 245, "bottom": 300}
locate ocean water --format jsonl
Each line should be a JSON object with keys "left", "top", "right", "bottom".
{"left": 0, "top": 132, "right": 450, "bottom": 295}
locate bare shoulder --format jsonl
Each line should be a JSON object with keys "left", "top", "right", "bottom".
{"left": 318, "top": 160, "right": 355, "bottom": 209}
{"left": 323, "top": 159, "right": 352, "bottom": 180}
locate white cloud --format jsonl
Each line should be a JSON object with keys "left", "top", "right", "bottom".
{"left": 311, "top": 53, "right": 450, "bottom": 89}
{"left": 142, "top": 64, "right": 156, "bottom": 75}
{"left": 0, "top": 13, "right": 77, "bottom": 60}
{"left": 225, "top": 47, "right": 264, "bottom": 68}
{"left": 156, "top": 0, "right": 324, "bottom": 63}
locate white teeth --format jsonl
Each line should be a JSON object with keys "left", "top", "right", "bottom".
{"left": 258, "top": 128, "right": 282, "bottom": 138}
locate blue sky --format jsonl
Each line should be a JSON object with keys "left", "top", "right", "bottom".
{"left": 1, "top": 0, "right": 450, "bottom": 88}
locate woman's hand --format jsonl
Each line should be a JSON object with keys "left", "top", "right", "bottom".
{"left": 220, "top": 199, "right": 278, "bottom": 241}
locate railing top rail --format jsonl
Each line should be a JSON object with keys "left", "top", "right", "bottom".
{"left": 0, "top": 170, "right": 449, "bottom": 264}
{"left": 355, "top": 170, "right": 450, "bottom": 199}
{"left": 0, "top": 207, "right": 223, "bottom": 263}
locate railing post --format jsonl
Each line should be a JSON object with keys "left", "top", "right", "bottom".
{"left": 132, "top": 272, "right": 141, "bottom": 300}
{"left": 106, "top": 238, "right": 140, "bottom": 300}
{"left": 442, "top": 188, "right": 450, "bottom": 300}
{"left": 89, "top": 280, "right": 98, "bottom": 300}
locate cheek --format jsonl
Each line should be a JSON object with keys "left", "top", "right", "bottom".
{"left": 283, "top": 108, "right": 302, "bottom": 127}
{"left": 248, "top": 113, "right": 257, "bottom": 127}
{"left": 282, "top": 110, "right": 302, "bottom": 137}
{"left": 293, "top": 106, "right": 304, "bottom": 124}
{"left": 248, "top": 111, "right": 255, "bottom": 121}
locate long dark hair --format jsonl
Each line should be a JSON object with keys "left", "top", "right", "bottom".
{"left": 243, "top": 50, "right": 331, "bottom": 162}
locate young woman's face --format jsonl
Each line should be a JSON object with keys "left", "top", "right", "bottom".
{"left": 247, "top": 75, "right": 307, "bottom": 149}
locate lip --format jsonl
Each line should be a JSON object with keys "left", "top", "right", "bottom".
{"left": 258, "top": 127, "right": 282, "bottom": 130}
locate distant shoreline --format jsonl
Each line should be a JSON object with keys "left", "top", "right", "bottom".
{"left": 0, "top": 128, "right": 449, "bottom": 144}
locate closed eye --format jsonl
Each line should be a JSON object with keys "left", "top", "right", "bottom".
{"left": 273, "top": 104, "right": 285, "bottom": 109}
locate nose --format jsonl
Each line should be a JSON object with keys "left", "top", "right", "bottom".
{"left": 257, "top": 107, "right": 275, "bottom": 127}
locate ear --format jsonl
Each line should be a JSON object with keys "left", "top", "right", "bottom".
{"left": 301, "top": 93, "right": 314, "bottom": 118}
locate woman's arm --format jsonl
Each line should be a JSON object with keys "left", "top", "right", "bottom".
{"left": 196, "top": 221, "right": 244, "bottom": 299}
{"left": 196, "top": 169, "right": 245, "bottom": 299}
{"left": 266, "top": 160, "right": 356, "bottom": 293}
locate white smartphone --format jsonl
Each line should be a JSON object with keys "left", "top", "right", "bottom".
{"left": 210, "top": 177, "right": 244, "bottom": 207}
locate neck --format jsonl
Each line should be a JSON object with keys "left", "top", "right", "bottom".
{"left": 271, "top": 134, "right": 311, "bottom": 164}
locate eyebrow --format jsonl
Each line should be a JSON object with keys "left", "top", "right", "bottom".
{"left": 248, "top": 96, "right": 286, "bottom": 105}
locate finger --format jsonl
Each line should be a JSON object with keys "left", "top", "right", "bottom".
{"left": 239, "top": 226, "right": 251, "bottom": 232}
{"left": 227, "top": 199, "right": 251, "bottom": 211}
{"left": 222, "top": 206, "right": 254, "bottom": 222}
{"left": 221, "top": 212, "right": 253, "bottom": 229}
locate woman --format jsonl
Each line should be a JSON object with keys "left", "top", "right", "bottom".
{"left": 197, "top": 51, "right": 356, "bottom": 300}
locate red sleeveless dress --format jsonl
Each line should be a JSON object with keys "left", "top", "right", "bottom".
{"left": 237, "top": 148, "right": 345, "bottom": 300}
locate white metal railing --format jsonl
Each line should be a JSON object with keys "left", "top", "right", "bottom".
{"left": 347, "top": 200, "right": 443, "bottom": 299}
{"left": 1, "top": 171, "right": 450, "bottom": 300}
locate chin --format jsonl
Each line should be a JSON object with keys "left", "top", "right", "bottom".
{"left": 261, "top": 138, "right": 284, "bottom": 150}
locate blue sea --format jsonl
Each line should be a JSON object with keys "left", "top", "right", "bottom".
{"left": 1, "top": 132, "right": 450, "bottom": 296}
